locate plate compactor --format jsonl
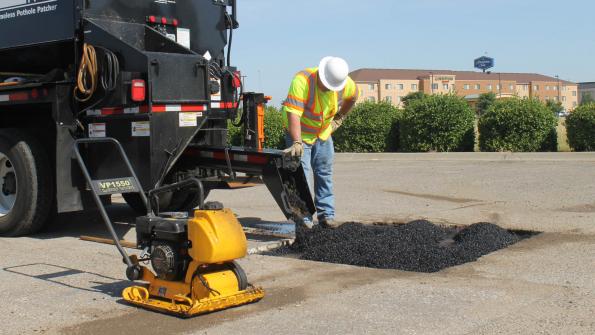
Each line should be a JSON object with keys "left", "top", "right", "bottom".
{"left": 74, "top": 138, "right": 264, "bottom": 318}
{"left": 123, "top": 205, "right": 265, "bottom": 317}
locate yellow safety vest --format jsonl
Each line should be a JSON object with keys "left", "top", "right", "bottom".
{"left": 282, "top": 67, "right": 359, "bottom": 144}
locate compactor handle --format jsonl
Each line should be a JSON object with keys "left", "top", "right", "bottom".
{"left": 147, "top": 178, "right": 205, "bottom": 215}
{"left": 73, "top": 137, "right": 146, "bottom": 273}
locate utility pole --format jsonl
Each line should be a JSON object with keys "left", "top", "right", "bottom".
{"left": 555, "top": 75, "right": 561, "bottom": 102}
{"left": 430, "top": 72, "right": 434, "bottom": 94}
{"left": 498, "top": 72, "right": 502, "bottom": 98}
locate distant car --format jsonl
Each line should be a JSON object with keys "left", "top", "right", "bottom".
{"left": 558, "top": 111, "right": 570, "bottom": 118}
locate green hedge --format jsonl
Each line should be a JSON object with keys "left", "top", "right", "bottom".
{"left": 566, "top": 103, "right": 595, "bottom": 151}
{"left": 333, "top": 101, "right": 401, "bottom": 152}
{"left": 400, "top": 94, "right": 475, "bottom": 152}
{"left": 227, "top": 120, "right": 242, "bottom": 146}
{"left": 262, "top": 106, "right": 286, "bottom": 149}
{"left": 478, "top": 97, "right": 558, "bottom": 152}
{"left": 227, "top": 106, "right": 285, "bottom": 149}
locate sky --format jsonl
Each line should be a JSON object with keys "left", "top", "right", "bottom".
{"left": 230, "top": 0, "right": 595, "bottom": 106}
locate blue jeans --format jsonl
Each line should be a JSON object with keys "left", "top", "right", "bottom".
{"left": 287, "top": 135, "right": 335, "bottom": 225}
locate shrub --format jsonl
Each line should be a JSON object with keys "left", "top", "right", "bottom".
{"left": 546, "top": 100, "right": 564, "bottom": 116}
{"left": 580, "top": 92, "right": 594, "bottom": 105}
{"left": 333, "top": 101, "right": 402, "bottom": 152}
{"left": 227, "top": 120, "right": 242, "bottom": 146}
{"left": 566, "top": 103, "right": 595, "bottom": 151}
{"left": 400, "top": 94, "right": 475, "bottom": 152}
{"left": 263, "top": 106, "right": 286, "bottom": 149}
{"left": 401, "top": 91, "right": 426, "bottom": 108}
{"left": 227, "top": 106, "right": 286, "bottom": 149}
{"left": 476, "top": 92, "right": 496, "bottom": 116}
{"left": 478, "top": 98, "right": 558, "bottom": 152}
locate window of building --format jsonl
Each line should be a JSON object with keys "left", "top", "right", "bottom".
{"left": 451, "top": 84, "right": 456, "bottom": 90}
{"left": 522, "top": 85, "right": 528, "bottom": 91}
{"left": 443, "top": 84, "right": 449, "bottom": 90}
{"left": 432, "top": 83, "right": 439, "bottom": 91}
{"left": 546, "top": 86, "right": 550, "bottom": 91}
{"left": 572, "top": 91, "right": 577, "bottom": 97}
{"left": 397, "top": 84, "right": 404, "bottom": 90}
{"left": 496, "top": 84, "right": 501, "bottom": 90}
{"left": 553, "top": 86, "right": 558, "bottom": 91}
{"left": 384, "top": 96, "right": 392, "bottom": 103}
{"left": 534, "top": 85, "right": 539, "bottom": 91}
{"left": 397, "top": 96, "right": 402, "bottom": 103}
{"left": 475, "top": 84, "right": 481, "bottom": 90}
{"left": 553, "top": 96, "right": 559, "bottom": 101}
{"left": 562, "top": 96, "right": 566, "bottom": 102}
{"left": 369, "top": 84, "right": 375, "bottom": 90}
{"left": 411, "top": 84, "right": 418, "bottom": 91}
{"left": 367, "top": 96, "right": 376, "bottom": 102}
{"left": 464, "top": 84, "right": 470, "bottom": 90}
{"left": 562, "top": 86, "right": 567, "bottom": 91}
{"left": 487, "top": 84, "right": 493, "bottom": 90}
{"left": 509, "top": 84, "right": 514, "bottom": 90}
{"left": 385, "top": 84, "right": 392, "bottom": 90}
{"left": 573, "top": 102, "right": 578, "bottom": 107}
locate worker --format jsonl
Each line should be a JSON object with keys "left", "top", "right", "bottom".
{"left": 282, "top": 56, "right": 359, "bottom": 229}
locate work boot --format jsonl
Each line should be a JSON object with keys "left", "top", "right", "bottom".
{"left": 319, "top": 217, "right": 342, "bottom": 229}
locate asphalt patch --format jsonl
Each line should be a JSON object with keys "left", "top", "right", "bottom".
{"left": 267, "top": 221, "right": 535, "bottom": 273}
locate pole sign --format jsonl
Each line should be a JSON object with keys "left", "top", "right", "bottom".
{"left": 474, "top": 56, "right": 495, "bottom": 72}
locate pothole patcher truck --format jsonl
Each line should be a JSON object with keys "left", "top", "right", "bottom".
{"left": 0, "top": 0, "right": 314, "bottom": 317}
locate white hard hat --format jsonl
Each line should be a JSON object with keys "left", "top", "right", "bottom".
{"left": 318, "top": 56, "right": 349, "bottom": 92}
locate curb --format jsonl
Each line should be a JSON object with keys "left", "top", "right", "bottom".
{"left": 247, "top": 238, "right": 294, "bottom": 255}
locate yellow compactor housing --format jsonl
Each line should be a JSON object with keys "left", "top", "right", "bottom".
{"left": 189, "top": 208, "right": 247, "bottom": 263}
{"left": 123, "top": 207, "right": 264, "bottom": 317}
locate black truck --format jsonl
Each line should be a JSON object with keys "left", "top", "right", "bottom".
{"left": 0, "top": 0, "right": 313, "bottom": 236}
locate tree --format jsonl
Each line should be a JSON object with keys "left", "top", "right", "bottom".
{"left": 401, "top": 91, "right": 426, "bottom": 107}
{"left": 476, "top": 92, "right": 496, "bottom": 116}
{"left": 581, "top": 92, "right": 594, "bottom": 106}
{"left": 546, "top": 100, "right": 564, "bottom": 116}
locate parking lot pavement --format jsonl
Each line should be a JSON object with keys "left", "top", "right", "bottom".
{"left": 220, "top": 152, "right": 595, "bottom": 234}
{"left": 1, "top": 152, "right": 593, "bottom": 334}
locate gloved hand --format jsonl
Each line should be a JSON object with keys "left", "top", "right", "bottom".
{"left": 331, "top": 117, "right": 344, "bottom": 132}
{"left": 283, "top": 141, "right": 304, "bottom": 158}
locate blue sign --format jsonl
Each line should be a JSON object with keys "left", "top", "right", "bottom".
{"left": 474, "top": 56, "right": 495, "bottom": 71}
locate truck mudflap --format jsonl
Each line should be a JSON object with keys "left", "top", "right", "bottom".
{"left": 181, "top": 145, "right": 315, "bottom": 221}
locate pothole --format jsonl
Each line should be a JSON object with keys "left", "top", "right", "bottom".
{"left": 264, "top": 220, "right": 539, "bottom": 273}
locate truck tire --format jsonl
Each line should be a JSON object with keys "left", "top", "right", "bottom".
{"left": 0, "top": 129, "right": 53, "bottom": 236}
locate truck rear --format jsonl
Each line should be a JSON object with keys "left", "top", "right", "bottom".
{"left": 0, "top": 0, "right": 314, "bottom": 236}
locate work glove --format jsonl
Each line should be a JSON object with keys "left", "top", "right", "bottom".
{"left": 331, "top": 117, "right": 344, "bottom": 132}
{"left": 283, "top": 141, "right": 304, "bottom": 158}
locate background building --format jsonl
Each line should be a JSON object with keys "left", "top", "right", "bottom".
{"left": 578, "top": 82, "right": 595, "bottom": 104}
{"left": 351, "top": 69, "right": 578, "bottom": 111}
